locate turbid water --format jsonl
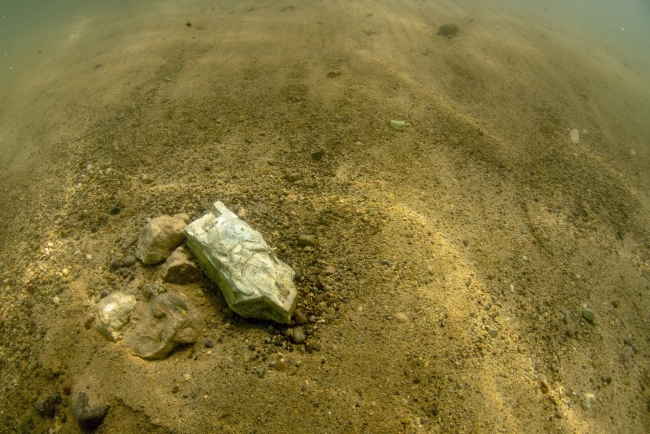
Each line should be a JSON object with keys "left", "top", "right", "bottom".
{"left": 1, "top": 0, "right": 649, "bottom": 432}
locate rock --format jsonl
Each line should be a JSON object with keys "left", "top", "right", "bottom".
{"left": 322, "top": 265, "right": 336, "bottom": 275}
{"left": 204, "top": 339, "right": 214, "bottom": 348}
{"left": 619, "top": 346, "right": 635, "bottom": 369}
{"left": 389, "top": 120, "right": 405, "bottom": 132}
{"left": 540, "top": 381, "right": 550, "bottom": 394}
{"left": 488, "top": 328, "right": 499, "bottom": 338}
{"left": 73, "top": 392, "right": 108, "bottom": 431}
{"left": 123, "top": 255, "right": 136, "bottom": 267}
{"left": 560, "top": 309, "right": 572, "bottom": 324}
{"left": 135, "top": 216, "right": 187, "bottom": 265}
{"left": 581, "top": 393, "right": 597, "bottom": 410}
{"left": 582, "top": 307, "right": 596, "bottom": 325}
{"left": 394, "top": 313, "right": 409, "bottom": 323}
{"left": 173, "top": 213, "right": 190, "bottom": 223}
{"left": 293, "top": 309, "right": 308, "bottom": 325}
{"left": 292, "top": 326, "right": 306, "bottom": 344}
{"left": 184, "top": 201, "right": 297, "bottom": 324}
{"left": 96, "top": 292, "right": 137, "bottom": 341}
{"left": 121, "top": 291, "right": 204, "bottom": 359}
{"left": 160, "top": 247, "right": 203, "bottom": 284}
{"left": 297, "top": 234, "right": 315, "bottom": 247}
{"left": 34, "top": 391, "right": 61, "bottom": 418}
{"left": 284, "top": 173, "right": 302, "bottom": 182}
{"left": 570, "top": 129, "right": 580, "bottom": 143}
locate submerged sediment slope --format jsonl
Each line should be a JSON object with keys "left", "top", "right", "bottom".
{"left": 0, "top": 1, "right": 649, "bottom": 432}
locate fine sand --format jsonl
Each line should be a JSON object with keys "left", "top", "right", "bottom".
{"left": 1, "top": 1, "right": 649, "bottom": 432}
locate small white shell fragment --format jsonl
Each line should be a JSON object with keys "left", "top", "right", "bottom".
{"left": 570, "top": 129, "right": 580, "bottom": 143}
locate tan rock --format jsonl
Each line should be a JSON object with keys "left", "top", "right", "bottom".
{"left": 160, "top": 247, "right": 203, "bottom": 284}
{"left": 122, "top": 291, "right": 204, "bottom": 359}
{"left": 135, "top": 216, "right": 187, "bottom": 265}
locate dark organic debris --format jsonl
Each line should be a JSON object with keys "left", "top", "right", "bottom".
{"left": 437, "top": 24, "right": 459, "bottom": 38}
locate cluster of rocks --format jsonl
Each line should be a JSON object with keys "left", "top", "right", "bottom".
{"left": 135, "top": 214, "right": 203, "bottom": 284}
{"left": 34, "top": 390, "right": 107, "bottom": 431}
{"left": 96, "top": 285, "right": 205, "bottom": 359}
{"left": 95, "top": 201, "right": 298, "bottom": 361}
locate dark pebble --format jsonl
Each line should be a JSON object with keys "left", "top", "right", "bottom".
{"left": 34, "top": 392, "right": 61, "bottom": 418}
{"left": 73, "top": 392, "right": 108, "bottom": 431}
{"left": 297, "top": 234, "right": 315, "bottom": 247}
{"left": 204, "top": 339, "right": 214, "bottom": 348}
{"left": 293, "top": 310, "right": 308, "bottom": 325}
{"left": 109, "top": 207, "right": 121, "bottom": 215}
{"left": 284, "top": 173, "right": 303, "bottom": 182}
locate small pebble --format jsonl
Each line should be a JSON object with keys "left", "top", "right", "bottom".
{"left": 292, "top": 326, "right": 306, "bottom": 344}
{"left": 204, "top": 339, "right": 214, "bottom": 348}
{"left": 582, "top": 393, "right": 597, "bottom": 410}
{"left": 394, "top": 313, "right": 409, "bottom": 323}
{"left": 389, "top": 120, "right": 405, "bottom": 132}
{"left": 322, "top": 265, "right": 336, "bottom": 275}
{"left": 582, "top": 307, "right": 596, "bottom": 325}
{"left": 570, "top": 129, "right": 580, "bottom": 143}
{"left": 297, "top": 235, "right": 315, "bottom": 247}
{"left": 488, "top": 328, "right": 498, "bottom": 338}
{"left": 123, "top": 255, "right": 136, "bottom": 267}
{"left": 540, "top": 380, "right": 550, "bottom": 394}
{"left": 284, "top": 173, "right": 302, "bottom": 182}
{"left": 619, "top": 346, "right": 635, "bottom": 369}
{"left": 293, "top": 310, "right": 308, "bottom": 325}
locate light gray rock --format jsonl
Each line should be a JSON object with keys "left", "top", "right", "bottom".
{"left": 185, "top": 201, "right": 297, "bottom": 324}
{"left": 292, "top": 326, "right": 306, "bottom": 344}
{"left": 390, "top": 120, "right": 405, "bottom": 132}
{"left": 121, "top": 291, "right": 204, "bottom": 359}
{"left": 96, "top": 292, "right": 137, "bottom": 341}
{"left": 135, "top": 216, "right": 187, "bottom": 265}
{"left": 160, "top": 247, "right": 203, "bottom": 284}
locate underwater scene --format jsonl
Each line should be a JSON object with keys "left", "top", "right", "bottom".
{"left": 0, "top": 0, "right": 649, "bottom": 432}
